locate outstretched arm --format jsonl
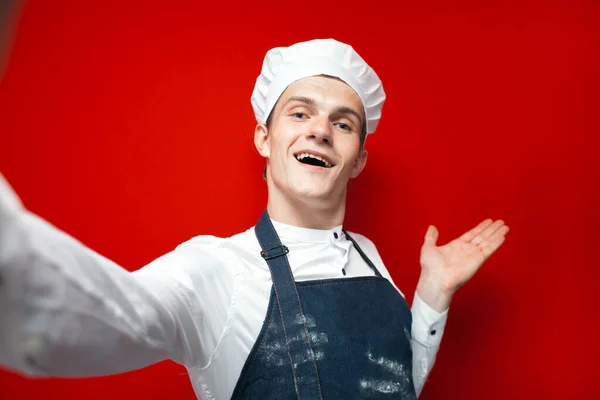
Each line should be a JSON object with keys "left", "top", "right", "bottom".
{"left": 0, "top": 173, "right": 223, "bottom": 377}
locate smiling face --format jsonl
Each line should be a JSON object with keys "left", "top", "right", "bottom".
{"left": 254, "top": 75, "right": 368, "bottom": 204}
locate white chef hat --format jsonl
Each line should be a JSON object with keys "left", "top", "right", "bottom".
{"left": 251, "top": 38, "right": 386, "bottom": 135}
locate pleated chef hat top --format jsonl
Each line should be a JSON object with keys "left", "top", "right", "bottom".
{"left": 251, "top": 38, "right": 386, "bottom": 136}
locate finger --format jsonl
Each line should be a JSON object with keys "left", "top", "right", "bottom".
{"left": 494, "top": 225, "right": 510, "bottom": 238}
{"left": 424, "top": 225, "right": 439, "bottom": 246}
{"left": 474, "top": 220, "right": 507, "bottom": 244}
{"left": 477, "top": 225, "right": 509, "bottom": 254}
{"left": 478, "top": 235, "right": 506, "bottom": 259}
{"left": 459, "top": 219, "right": 494, "bottom": 242}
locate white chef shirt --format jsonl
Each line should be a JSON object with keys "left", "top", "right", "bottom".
{"left": 0, "top": 178, "right": 448, "bottom": 400}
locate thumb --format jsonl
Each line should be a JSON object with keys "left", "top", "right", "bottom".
{"left": 423, "top": 225, "right": 439, "bottom": 247}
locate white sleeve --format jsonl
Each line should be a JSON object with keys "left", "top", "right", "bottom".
{"left": 0, "top": 174, "right": 234, "bottom": 377}
{"left": 410, "top": 292, "right": 448, "bottom": 398}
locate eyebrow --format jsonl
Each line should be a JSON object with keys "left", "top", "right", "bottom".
{"left": 284, "top": 96, "right": 363, "bottom": 124}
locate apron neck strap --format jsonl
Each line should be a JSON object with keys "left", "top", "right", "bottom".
{"left": 343, "top": 230, "right": 383, "bottom": 278}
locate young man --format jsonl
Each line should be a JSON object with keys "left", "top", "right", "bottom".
{"left": 0, "top": 39, "right": 509, "bottom": 399}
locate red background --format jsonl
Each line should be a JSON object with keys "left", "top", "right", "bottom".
{"left": 1, "top": 0, "right": 599, "bottom": 398}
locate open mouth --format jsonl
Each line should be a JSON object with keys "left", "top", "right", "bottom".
{"left": 294, "top": 152, "right": 333, "bottom": 168}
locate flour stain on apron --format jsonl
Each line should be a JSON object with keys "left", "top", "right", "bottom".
{"left": 360, "top": 351, "right": 416, "bottom": 399}
{"left": 263, "top": 313, "right": 328, "bottom": 368}
{"left": 293, "top": 313, "right": 317, "bottom": 328}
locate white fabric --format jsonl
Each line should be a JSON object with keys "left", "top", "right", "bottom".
{"left": 0, "top": 178, "right": 448, "bottom": 399}
{"left": 251, "top": 38, "right": 386, "bottom": 134}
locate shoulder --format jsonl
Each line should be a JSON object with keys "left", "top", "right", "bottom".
{"left": 161, "top": 227, "right": 258, "bottom": 265}
{"left": 134, "top": 229, "right": 257, "bottom": 287}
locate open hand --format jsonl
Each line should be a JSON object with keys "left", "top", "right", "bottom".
{"left": 419, "top": 219, "right": 510, "bottom": 299}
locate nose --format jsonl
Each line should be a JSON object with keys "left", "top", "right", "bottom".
{"left": 307, "top": 115, "right": 332, "bottom": 145}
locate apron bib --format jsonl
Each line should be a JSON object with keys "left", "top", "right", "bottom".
{"left": 231, "top": 211, "right": 417, "bottom": 399}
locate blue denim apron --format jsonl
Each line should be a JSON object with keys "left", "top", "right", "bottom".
{"left": 230, "top": 210, "right": 417, "bottom": 399}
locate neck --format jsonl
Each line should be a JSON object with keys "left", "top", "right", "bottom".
{"left": 266, "top": 188, "right": 347, "bottom": 230}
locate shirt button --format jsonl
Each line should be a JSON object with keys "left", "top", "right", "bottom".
{"left": 430, "top": 329, "right": 437, "bottom": 336}
{"left": 333, "top": 232, "right": 338, "bottom": 239}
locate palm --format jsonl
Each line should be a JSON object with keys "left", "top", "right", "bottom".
{"left": 420, "top": 219, "right": 510, "bottom": 292}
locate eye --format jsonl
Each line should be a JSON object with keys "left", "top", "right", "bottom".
{"left": 292, "top": 112, "right": 307, "bottom": 119}
{"left": 336, "top": 122, "right": 352, "bottom": 131}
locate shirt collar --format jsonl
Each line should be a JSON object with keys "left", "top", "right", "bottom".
{"left": 270, "top": 218, "right": 344, "bottom": 244}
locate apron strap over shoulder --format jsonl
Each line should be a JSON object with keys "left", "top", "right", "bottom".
{"left": 255, "top": 210, "right": 324, "bottom": 400}
{"left": 260, "top": 244, "right": 289, "bottom": 260}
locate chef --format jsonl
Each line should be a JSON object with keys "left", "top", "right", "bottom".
{"left": 0, "top": 39, "right": 509, "bottom": 399}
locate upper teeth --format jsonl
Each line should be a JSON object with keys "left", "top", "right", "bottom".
{"left": 295, "top": 153, "right": 331, "bottom": 168}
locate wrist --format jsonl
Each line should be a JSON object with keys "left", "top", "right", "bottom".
{"left": 416, "top": 273, "right": 455, "bottom": 313}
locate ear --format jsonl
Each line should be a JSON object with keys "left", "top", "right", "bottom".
{"left": 350, "top": 148, "right": 368, "bottom": 178}
{"left": 254, "top": 123, "right": 270, "bottom": 158}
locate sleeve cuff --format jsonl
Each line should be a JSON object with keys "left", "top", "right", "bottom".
{"left": 411, "top": 292, "right": 448, "bottom": 348}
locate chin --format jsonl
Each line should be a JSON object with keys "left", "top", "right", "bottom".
{"left": 291, "top": 184, "right": 336, "bottom": 202}
{"left": 269, "top": 172, "right": 342, "bottom": 204}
